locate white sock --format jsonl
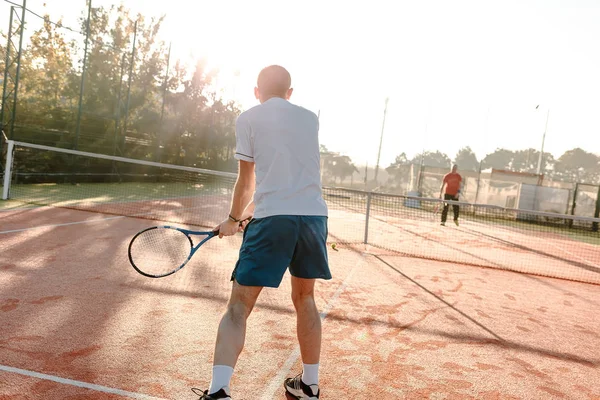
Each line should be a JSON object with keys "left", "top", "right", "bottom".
{"left": 302, "top": 363, "right": 319, "bottom": 386}
{"left": 209, "top": 365, "right": 234, "bottom": 394}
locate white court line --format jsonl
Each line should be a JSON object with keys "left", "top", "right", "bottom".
{"left": 0, "top": 364, "right": 167, "bottom": 400}
{"left": 260, "top": 260, "right": 359, "bottom": 400}
{"left": 0, "top": 204, "right": 211, "bottom": 235}
{"left": 0, "top": 206, "right": 40, "bottom": 212}
{"left": 0, "top": 215, "right": 127, "bottom": 234}
{"left": 553, "top": 243, "right": 600, "bottom": 269}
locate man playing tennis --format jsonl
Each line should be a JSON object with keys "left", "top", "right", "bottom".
{"left": 440, "top": 164, "right": 462, "bottom": 226}
{"left": 192, "top": 65, "right": 330, "bottom": 400}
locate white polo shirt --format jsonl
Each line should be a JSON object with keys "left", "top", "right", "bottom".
{"left": 234, "top": 97, "right": 328, "bottom": 219}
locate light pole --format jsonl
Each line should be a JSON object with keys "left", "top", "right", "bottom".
{"left": 535, "top": 105, "right": 550, "bottom": 176}
{"left": 374, "top": 97, "right": 389, "bottom": 185}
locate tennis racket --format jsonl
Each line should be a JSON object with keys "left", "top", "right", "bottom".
{"left": 128, "top": 219, "right": 250, "bottom": 278}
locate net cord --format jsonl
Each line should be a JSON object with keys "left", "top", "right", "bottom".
{"left": 7, "top": 139, "right": 237, "bottom": 180}
{"left": 323, "top": 187, "right": 600, "bottom": 224}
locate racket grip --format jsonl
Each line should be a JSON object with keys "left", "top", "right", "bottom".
{"left": 212, "top": 217, "right": 250, "bottom": 237}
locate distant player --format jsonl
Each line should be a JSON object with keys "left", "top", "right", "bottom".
{"left": 439, "top": 164, "right": 462, "bottom": 226}
{"left": 192, "top": 65, "right": 330, "bottom": 400}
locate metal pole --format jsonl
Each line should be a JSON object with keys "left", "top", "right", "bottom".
{"left": 159, "top": 42, "right": 171, "bottom": 123}
{"left": 2, "top": 140, "right": 15, "bottom": 199}
{"left": 593, "top": 184, "right": 600, "bottom": 232}
{"left": 123, "top": 20, "right": 137, "bottom": 150}
{"left": 373, "top": 97, "right": 389, "bottom": 185}
{"left": 536, "top": 108, "right": 550, "bottom": 176}
{"left": 113, "top": 53, "right": 126, "bottom": 156}
{"left": 571, "top": 183, "right": 578, "bottom": 216}
{"left": 157, "top": 42, "right": 171, "bottom": 161}
{"left": 0, "top": 7, "right": 15, "bottom": 135}
{"left": 9, "top": 1, "right": 26, "bottom": 140}
{"left": 474, "top": 160, "right": 482, "bottom": 204}
{"left": 364, "top": 192, "right": 372, "bottom": 244}
{"left": 74, "top": 0, "right": 92, "bottom": 150}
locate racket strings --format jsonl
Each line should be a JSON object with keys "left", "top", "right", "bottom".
{"left": 129, "top": 228, "right": 192, "bottom": 276}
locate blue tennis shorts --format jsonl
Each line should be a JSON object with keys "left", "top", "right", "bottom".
{"left": 231, "top": 215, "right": 331, "bottom": 288}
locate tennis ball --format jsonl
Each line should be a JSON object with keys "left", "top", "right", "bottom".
{"left": 331, "top": 243, "right": 338, "bottom": 251}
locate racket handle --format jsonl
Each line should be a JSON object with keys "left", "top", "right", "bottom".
{"left": 212, "top": 217, "right": 251, "bottom": 237}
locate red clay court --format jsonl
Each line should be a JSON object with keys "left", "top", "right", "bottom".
{"left": 1, "top": 192, "right": 600, "bottom": 399}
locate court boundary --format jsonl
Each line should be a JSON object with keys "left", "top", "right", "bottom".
{"left": 0, "top": 364, "right": 167, "bottom": 400}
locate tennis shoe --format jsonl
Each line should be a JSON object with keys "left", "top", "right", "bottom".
{"left": 284, "top": 373, "right": 320, "bottom": 399}
{"left": 191, "top": 386, "right": 231, "bottom": 399}
{"left": 440, "top": 222, "right": 445, "bottom": 226}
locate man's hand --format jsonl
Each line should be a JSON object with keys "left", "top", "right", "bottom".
{"left": 214, "top": 218, "right": 243, "bottom": 238}
{"left": 239, "top": 208, "right": 253, "bottom": 225}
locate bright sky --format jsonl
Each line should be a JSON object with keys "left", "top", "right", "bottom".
{"left": 5, "top": 0, "right": 600, "bottom": 167}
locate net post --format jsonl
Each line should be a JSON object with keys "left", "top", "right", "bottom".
{"left": 2, "top": 140, "right": 14, "bottom": 200}
{"left": 364, "top": 192, "right": 372, "bottom": 244}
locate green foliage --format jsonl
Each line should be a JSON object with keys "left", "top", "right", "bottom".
{"left": 454, "top": 147, "right": 479, "bottom": 171}
{"left": 321, "top": 153, "right": 359, "bottom": 185}
{"left": 554, "top": 148, "right": 600, "bottom": 184}
{"left": 411, "top": 151, "right": 452, "bottom": 168}
{"left": 385, "top": 147, "right": 599, "bottom": 186}
{"left": 481, "top": 148, "right": 513, "bottom": 170}
{"left": 3, "top": 5, "right": 240, "bottom": 172}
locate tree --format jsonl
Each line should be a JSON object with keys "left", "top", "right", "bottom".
{"left": 481, "top": 148, "right": 514, "bottom": 170}
{"left": 509, "top": 148, "right": 555, "bottom": 177}
{"left": 454, "top": 147, "right": 479, "bottom": 171}
{"left": 3, "top": 3, "right": 243, "bottom": 174}
{"left": 16, "top": 15, "right": 77, "bottom": 135}
{"left": 554, "top": 148, "right": 600, "bottom": 184}
{"left": 390, "top": 153, "right": 409, "bottom": 166}
{"left": 321, "top": 154, "right": 358, "bottom": 184}
{"left": 385, "top": 152, "right": 412, "bottom": 192}
{"left": 411, "top": 151, "right": 451, "bottom": 168}
{"left": 511, "top": 148, "right": 538, "bottom": 173}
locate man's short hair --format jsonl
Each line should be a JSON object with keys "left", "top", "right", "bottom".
{"left": 257, "top": 65, "right": 291, "bottom": 97}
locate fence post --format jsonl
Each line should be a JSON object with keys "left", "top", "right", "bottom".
{"left": 0, "top": 8, "right": 15, "bottom": 149}
{"left": 123, "top": 20, "right": 138, "bottom": 153}
{"left": 570, "top": 183, "right": 578, "bottom": 215}
{"left": 2, "top": 140, "right": 14, "bottom": 200}
{"left": 568, "top": 183, "right": 579, "bottom": 228}
{"left": 593, "top": 184, "right": 600, "bottom": 232}
{"left": 474, "top": 161, "right": 482, "bottom": 204}
{"left": 364, "top": 192, "right": 372, "bottom": 244}
{"left": 74, "top": 0, "right": 92, "bottom": 150}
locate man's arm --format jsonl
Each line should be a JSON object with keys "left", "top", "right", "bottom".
{"left": 229, "top": 160, "right": 255, "bottom": 220}
{"left": 216, "top": 160, "right": 255, "bottom": 237}
{"left": 439, "top": 175, "right": 447, "bottom": 198}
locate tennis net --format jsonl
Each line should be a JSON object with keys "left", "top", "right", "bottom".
{"left": 2, "top": 140, "right": 237, "bottom": 228}
{"left": 3, "top": 140, "right": 600, "bottom": 285}
{"left": 324, "top": 187, "right": 600, "bottom": 285}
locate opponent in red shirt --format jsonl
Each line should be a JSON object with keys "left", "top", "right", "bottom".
{"left": 439, "top": 165, "right": 462, "bottom": 226}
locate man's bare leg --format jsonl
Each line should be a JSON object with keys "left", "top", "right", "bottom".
{"left": 208, "top": 281, "right": 263, "bottom": 394}
{"left": 291, "top": 276, "right": 321, "bottom": 385}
